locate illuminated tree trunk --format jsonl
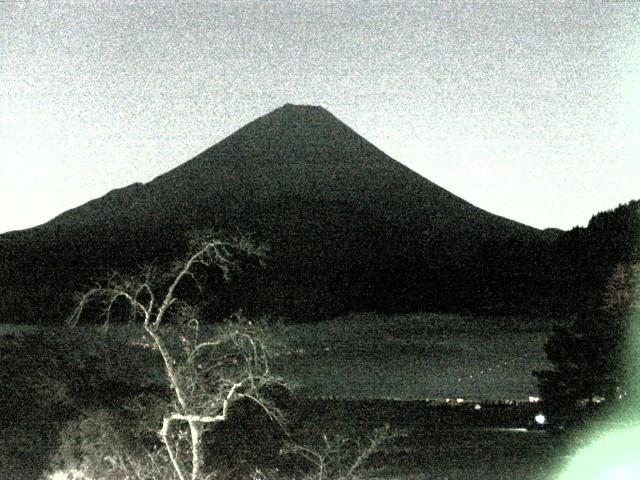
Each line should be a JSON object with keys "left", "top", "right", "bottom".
{"left": 189, "top": 421, "right": 204, "bottom": 480}
{"left": 68, "top": 233, "right": 281, "bottom": 480}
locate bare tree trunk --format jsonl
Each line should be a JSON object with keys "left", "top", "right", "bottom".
{"left": 188, "top": 421, "right": 204, "bottom": 480}
{"left": 160, "top": 418, "right": 187, "bottom": 480}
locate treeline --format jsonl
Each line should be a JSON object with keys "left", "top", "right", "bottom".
{"left": 1, "top": 200, "right": 638, "bottom": 325}
{"left": 532, "top": 200, "right": 640, "bottom": 407}
{"left": 462, "top": 199, "right": 640, "bottom": 318}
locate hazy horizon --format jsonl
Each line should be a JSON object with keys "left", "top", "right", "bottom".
{"left": 2, "top": 1, "right": 639, "bottom": 234}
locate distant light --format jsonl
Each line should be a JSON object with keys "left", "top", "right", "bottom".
{"left": 535, "top": 413, "right": 546, "bottom": 425}
{"left": 529, "top": 396, "right": 540, "bottom": 403}
{"left": 474, "top": 404, "right": 482, "bottom": 411}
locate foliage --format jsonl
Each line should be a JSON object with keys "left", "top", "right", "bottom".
{"left": 534, "top": 201, "right": 640, "bottom": 407}
{"left": 549, "top": 200, "right": 640, "bottom": 318}
{"left": 0, "top": 326, "right": 165, "bottom": 480}
{"left": 46, "top": 402, "right": 174, "bottom": 480}
{"left": 536, "top": 260, "right": 639, "bottom": 407}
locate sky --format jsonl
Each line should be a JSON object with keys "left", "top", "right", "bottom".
{"left": 1, "top": 0, "right": 639, "bottom": 234}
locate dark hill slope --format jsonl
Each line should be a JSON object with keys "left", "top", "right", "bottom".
{"left": 38, "top": 105, "right": 535, "bottom": 238}
{"left": 1, "top": 104, "right": 545, "bottom": 323}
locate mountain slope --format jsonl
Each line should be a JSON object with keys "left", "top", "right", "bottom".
{"left": 42, "top": 104, "right": 535, "bottom": 235}
{"left": 1, "top": 104, "right": 547, "bottom": 323}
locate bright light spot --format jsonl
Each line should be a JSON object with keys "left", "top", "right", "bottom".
{"left": 557, "top": 428, "right": 640, "bottom": 480}
{"left": 604, "top": 465, "right": 638, "bottom": 480}
{"left": 534, "top": 413, "right": 546, "bottom": 425}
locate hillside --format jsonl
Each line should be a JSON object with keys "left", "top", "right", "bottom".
{"left": 1, "top": 104, "right": 549, "bottom": 323}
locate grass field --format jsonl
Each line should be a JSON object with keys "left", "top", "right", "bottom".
{"left": 1, "top": 312, "right": 553, "bottom": 401}
{"left": 272, "top": 312, "right": 553, "bottom": 401}
{"left": 0, "top": 323, "right": 39, "bottom": 335}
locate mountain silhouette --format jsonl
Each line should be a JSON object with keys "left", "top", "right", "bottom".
{"left": 1, "top": 104, "right": 550, "bottom": 323}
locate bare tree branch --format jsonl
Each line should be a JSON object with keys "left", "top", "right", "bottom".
{"left": 66, "top": 231, "right": 282, "bottom": 480}
{"left": 160, "top": 417, "right": 188, "bottom": 480}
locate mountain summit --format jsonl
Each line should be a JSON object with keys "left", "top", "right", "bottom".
{"left": 2, "top": 104, "right": 546, "bottom": 323}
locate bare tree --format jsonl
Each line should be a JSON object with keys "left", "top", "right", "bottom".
{"left": 283, "top": 424, "right": 405, "bottom": 480}
{"left": 68, "top": 232, "right": 286, "bottom": 480}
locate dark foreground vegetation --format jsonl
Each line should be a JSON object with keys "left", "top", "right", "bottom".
{"left": 0, "top": 199, "right": 637, "bottom": 479}
{"left": 535, "top": 201, "right": 640, "bottom": 411}
{"left": 0, "top": 326, "right": 604, "bottom": 480}
{"left": 288, "top": 398, "right": 574, "bottom": 480}
{"left": 0, "top": 326, "right": 566, "bottom": 480}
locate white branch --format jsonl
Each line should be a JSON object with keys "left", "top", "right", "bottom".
{"left": 134, "top": 281, "right": 155, "bottom": 325}
{"left": 239, "top": 393, "right": 285, "bottom": 428}
{"left": 168, "top": 413, "right": 225, "bottom": 424}
{"left": 165, "top": 380, "right": 245, "bottom": 426}
{"left": 154, "top": 240, "right": 230, "bottom": 328}
{"left": 68, "top": 287, "right": 150, "bottom": 326}
{"left": 144, "top": 324, "right": 189, "bottom": 409}
{"left": 159, "top": 417, "right": 187, "bottom": 480}
{"left": 185, "top": 333, "right": 238, "bottom": 365}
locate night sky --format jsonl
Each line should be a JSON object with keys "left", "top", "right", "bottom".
{"left": 2, "top": 1, "right": 639, "bottom": 234}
